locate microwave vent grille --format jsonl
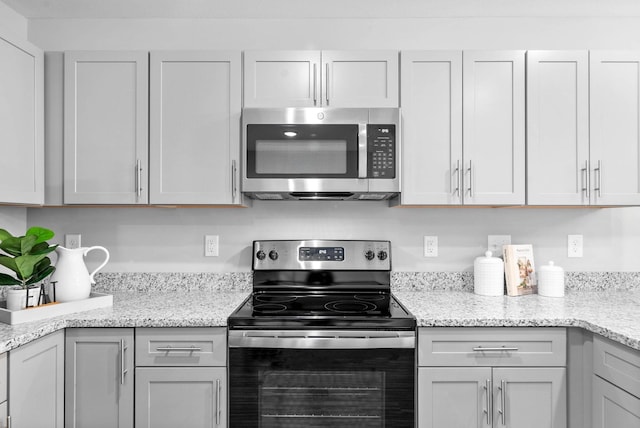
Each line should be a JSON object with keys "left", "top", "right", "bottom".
{"left": 254, "top": 193, "right": 285, "bottom": 200}
{"left": 357, "top": 194, "right": 388, "bottom": 201}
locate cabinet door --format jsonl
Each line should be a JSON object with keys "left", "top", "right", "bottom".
{"left": 400, "top": 51, "right": 463, "bottom": 205}
{"left": 590, "top": 51, "right": 640, "bottom": 206}
{"left": 135, "top": 367, "right": 227, "bottom": 428}
{"left": 0, "top": 33, "right": 44, "bottom": 205}
{"left": 463, "top": 51, "right": 525, "bottom": 205}
{"left": 322, "top": 50, "right": 399, "bottom": 107}
{"left": 64, "top": 51, "right": 149, "bottom": 204}
{"left": 150, "top": 51, "right": 241, "bottom": 205}
{"left": 418, "top": 367, "right": 491, "bottom": 428}
{"left": 9, "top": 331, "right": 64, "bottom": 428}
{"left": 243, "top": 50, "right": 320, "bottom": 107}
{"left": 493, "top": 368, "right": 567, "bottom": 428}
{"left": 527, "top": 51, "right": 590, "bottom": 205}
{"left": 593, "top": 375, "right": 640, "bottom": 428}
{"left": 65, "top": 328, "right": 134, "bottom": 428}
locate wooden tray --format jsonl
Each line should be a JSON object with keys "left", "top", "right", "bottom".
{"left": 0, "top": 293, "right": 113, "bottom": 325}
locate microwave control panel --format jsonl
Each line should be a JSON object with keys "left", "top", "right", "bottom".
{"left": 367, "top": 125, "right": 396, "bottom": 178}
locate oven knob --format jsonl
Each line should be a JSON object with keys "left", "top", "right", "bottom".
{"left": 377, "top": 250, "right": 388, "bottom": 261}
{"left": 269, "top": 250, "right": 279, "bottom": 261}
{"left": 364, "top": 250, "right": 375, "bottom": 261}
{"left": 256, "top": 250, "right": 266, "bottom": 261}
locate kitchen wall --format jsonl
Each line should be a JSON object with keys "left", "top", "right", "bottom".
{"left": 17, "top": 0, "right": 640, "bottom": 273}
{"left": 0, "top": 0, "right": 26, "bottom": 41}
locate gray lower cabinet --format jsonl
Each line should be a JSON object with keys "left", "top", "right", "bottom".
{"left": 65, "top": 328, "right": 134, "bottom": 428}
{"left": 135, "top": 367, "right": 227, "bottom": 428}
{"left": 592, "top": 375, "right": 640, "bottom": 427}
{"left": 9, "top": 331, "right": 64, "bottom": 428}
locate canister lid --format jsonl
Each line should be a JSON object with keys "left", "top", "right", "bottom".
{"left": 474, "top": 250, "right": 503, "bottom": 265}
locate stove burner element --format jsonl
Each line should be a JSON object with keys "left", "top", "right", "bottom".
{"left": 252, "top": 303, "right": 287, "bottom": 313}
{"left": 254, "top": 295, "right": 298, "bottom": 304}
{"left": 324, "top": 300, "right": 378, "bottom": 314}
{"left": 354, "top": 294, "right": 386, "bottom": 302}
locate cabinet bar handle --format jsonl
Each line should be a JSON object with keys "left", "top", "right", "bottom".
{"left": 231, "top": 160, "right": 237, "bottom": 202}
{"left": 215, "top": 379, "right": 222, "bottom": 426}
{"left": 594, "top": 160, "right": 602, "bottom": 198}
{"left": 313, "top": 64, "right": 317, "bottom": 106}
{"left": 452, "top": 160, "right": 461, "bottom": 196}
{"left": 484, "top": 379, "right": 492, "bottom": 426}
{"left": 135, "top": 159, "right": 142, "bottom": 201}
{"left": 498, "top": 379, "right": 506, "bottom": 425}
{"left": 581, "top": 160, "right": 590, "bottom": 200}
{"left": 7, "top": 415, "right": 10, "bottom": 428}
{"left": 473, "top": 346, "right": 519, "bottom": 352}
{"left": 120, "top": 339, "right": 128, "bottom": 385}
{"left": 325, "top": 63, "right": 330, "bottom": 105}
{"left": 155, "top": 346, "right": 202, "bottom": 352}
{"left": 467, "top": 160, "right": 473, "bottom": 198}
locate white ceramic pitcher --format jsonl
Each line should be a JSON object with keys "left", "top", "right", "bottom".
{"left": 50, "top": 246, "right": 110, "bottom": 302}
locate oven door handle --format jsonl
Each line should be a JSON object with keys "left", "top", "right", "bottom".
{"left": 228, "top": 330, "right": 415, "bottom": 349}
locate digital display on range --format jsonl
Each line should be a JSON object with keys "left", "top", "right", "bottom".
{"left": 299, "top": 247, "right": 344, "bottom": 261}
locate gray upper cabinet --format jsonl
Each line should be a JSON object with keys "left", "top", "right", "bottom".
{"left": 0, "top": 32, "right": 44, "bottom": 205}
{"left": 243, "top": 50, "right": 398, "bottom": 108}
{"left": 463, "top": 51, "right": 525, "bottom": 205}
{"left": 399, "top": 51, "right": 463, "bottom": 205}
{"left": 9, "top": 331, "right": 64, "bottom": 428}
{"left": 64, "top": 51, "right": 149, "bottom": 204}
{"left": 590, "top": 51, "right": 640, "bottom": 206}
{"left": 527, "top": 51, "right": 590, "bottom": 206}
{"left": 65, "top": 328, "right": 134, "bottom": 428}
{"left": 149, "top": 51, "right": 242, "bottom": 205}
{"left": 399, "top": 50, "right": 524, "bottom": 206}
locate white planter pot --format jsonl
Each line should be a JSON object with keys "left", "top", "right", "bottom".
{"left": 6, "top": 288, "right": 26, "bottom": 311}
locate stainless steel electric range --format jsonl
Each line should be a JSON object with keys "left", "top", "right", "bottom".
{"left": 228, "top": 240, "right": 416, "bottom": 427}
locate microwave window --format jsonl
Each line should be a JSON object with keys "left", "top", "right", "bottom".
{"left": 255, "top": 140, "right": 348, "bottom": 174}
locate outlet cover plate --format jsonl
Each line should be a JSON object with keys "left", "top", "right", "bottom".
{"left": 488, "top": 235, "right": 511, "bottom": 255}
{"left": 568, "top": 234, "right": 583, "bottom": 257}
{"left": 65, "top": 234, "right": 81, "bottom": 249}
{"left": 205, "top": 235, "right": 219, "bottom": 257}
{"left": 424, "top": 236, "right": 438, "bottom": 257}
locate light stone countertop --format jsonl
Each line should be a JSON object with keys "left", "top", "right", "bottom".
{"left": 0, "top": 288, "right": 638, "bottom": 353}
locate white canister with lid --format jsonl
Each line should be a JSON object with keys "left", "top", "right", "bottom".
{"left": 473, "top": 251, "right": 505, "bottom": 296}
{"left": 538, "top": 261, "right": 565, "bottom": 297}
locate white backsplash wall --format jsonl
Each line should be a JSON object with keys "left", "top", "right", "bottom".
{"left": 26, "top": 205, "right": 640, "bottom": 273}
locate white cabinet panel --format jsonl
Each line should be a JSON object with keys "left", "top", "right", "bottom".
{"left": 64, "top": 51, "right": 149, "bottom": 204}
{"left": 463, "top": 51, "right": 525, "bottom": 205}
{"left": 527, "top": 51, "right": 589, "bottom": 205}
{"left": 400, "top": 51, "right": 463, "bottom": 205}
{"left": 590, "top": 51, "right": 640, "bottom": 206}
{"left": 150, "top": 51, "right": 241, "bottom": 204}
{"left": 0, "top": 33, "right": 43, "bottom": 205}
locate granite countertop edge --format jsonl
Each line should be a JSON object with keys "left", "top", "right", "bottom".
{"left": 0, "top": 289, "right": 638, "bottom": 353}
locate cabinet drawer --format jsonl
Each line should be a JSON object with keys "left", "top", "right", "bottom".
{"left": 594, "top": 335, "right": 640, "bottom": 398}
{"left": 418, "top": 327, "right": 566, "bottom": 367}
{"left": 136, "top": 327, "right": 226, "bottom": 367}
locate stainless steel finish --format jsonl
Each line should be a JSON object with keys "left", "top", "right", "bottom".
{"left": 155, "top": 346, "right": 202, "bottom": 352}
{"left": 253, "top": 240, "right": 391, "bottom": 271}
{"left": 313, "top": 64, "right": 317, "bottom": 106}
{"left": 215, "top": 379, "right": 221, "bottom": 426}
{"left": 358, "top": 123, "right": 368, "bottom": 178}
{"left": 499, "top": 379, "right": 506, "bottom": 425}
{"left": 325, "top": 63, "right": 330, "bottom": 105}
{"left": 120, "top": 339, "right": 128, "bottom": 385}
{"left": 231, "top": 160, "right": 237, "bottom": 201}
{"left": 135, "top": 159, "right": 142, "bottom": 200}
{"left": 594, "top": 160, "right": 602, "bottom": 198}
{"left": 467, "top": 160, "right": 473, "bottom": 198}
{"left": 484, "top": 379, "right": 492, "bottom": 425}
{"left": 7, "top": 415, "right": 10, "bottom": 428}
{"left": 228, "top": 330, "right": 415, "bottom": 349}
{"left": 581, "top": 160, "right": 590, "bottom": 200}
{"left": 473, "top": 346, "right": 519, "bottom": 352}
{"left": 452, "top": 160, "right": 461, "bottom": 196}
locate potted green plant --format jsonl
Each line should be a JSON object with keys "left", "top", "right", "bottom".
{"left": 0, "top": 227, "right": 57, "bottom": 310}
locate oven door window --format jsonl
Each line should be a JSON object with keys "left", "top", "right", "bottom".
{"left": 229, "top": 348, "right": 414, "bottom": 427}
{"left": 246, "top": 124, "right": 359, "bottom": 178}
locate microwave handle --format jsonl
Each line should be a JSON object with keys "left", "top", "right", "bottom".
{"left": 358, "top": 123, "right": 368, "bottom": 178}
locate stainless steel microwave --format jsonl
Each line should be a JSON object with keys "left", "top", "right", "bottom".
{"left": 241, "top": 107, "right": 400, "bottom": 201}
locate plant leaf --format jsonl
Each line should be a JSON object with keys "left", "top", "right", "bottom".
{"left": 0, "top": 229, "right": 12, "bottom": 242}
{"left": 0, "top": 237, "right": 22, "bottom": 257}
{"left": 20, "top": 234, "right": 37, "bottom": 255}
{"left": 29, "top": 243, "right": 57, "bottom": 256}
{"left": 0, "top": 273, "right": 21, "bottom": 286}
{"left": 14, "top": 254, "right": 47, "bottom": 280}
{"left": 25, "top": 265, "right": 55, "bottom": 286}
{"left": 0, "top": 256, "right": 18, "bottom": 274}
{"left": 26, "top": 227, "right": 55, "bottom": 244}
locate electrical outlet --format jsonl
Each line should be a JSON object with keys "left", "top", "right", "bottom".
{"left": 568, "top": 234, "right": 583, "bottom": 257}
{"left": 65, "top": 234, "right": 81, "bottom": 249}
{"left": 205, "top": 235, "right": 219, "bottom": 257}
{"left": 488, "top": 235, "right": 511, "bottom": 255}
{"left": 424, "top": 236, "right": 438, "bottom": 257}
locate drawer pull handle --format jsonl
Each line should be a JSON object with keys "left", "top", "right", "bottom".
{"left": 156, "top": 346, "right": 202, "bottom": 352}
{"left": 473, "top": 346, "right": 519, "bottom": 352}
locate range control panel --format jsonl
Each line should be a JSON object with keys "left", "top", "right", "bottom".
{"left": 367, "top": 125, "right": 396, "bottom": 179}
{"left": 253, "top": 240, "right": 391, "bottom": 271}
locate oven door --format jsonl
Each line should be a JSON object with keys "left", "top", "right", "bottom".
{"left": 228, "top": 330, "right": 415, "bottom": 428}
